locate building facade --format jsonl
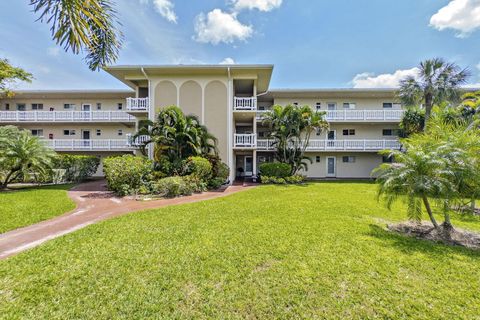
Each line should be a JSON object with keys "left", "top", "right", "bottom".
{"left": 0, "top": 65, "right": 403, "bottom": 180}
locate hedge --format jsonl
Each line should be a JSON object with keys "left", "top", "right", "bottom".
{"left": 54, "top": 154, "right": 100, "bottom": 182}
{"left": 103, "top": 155, "right": 153, "bottom": 196}
{"left": 259, "top": 162, "right": 291, "bottom": 178}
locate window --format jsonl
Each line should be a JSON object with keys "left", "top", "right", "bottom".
{"left": 258, "top": 131, "right": 265, "bottom": 138}
{"left": 393, "top": 103, "right": 402, "bottom": 109}
{"left": 63, "top": 129, "right": 76, "bottom": 136}
{"left": 316, "top": 156, "right": 321, "bottom": 163}
{"left": 382, "top": 155, "right": 393, "bottom": 163}
{"left": 64, "top": 103, "right": 75, "bottom": 110}
{"left": 383, "top": 102, "right": 393, "bottom": 109}
{"left": 315, "top": 102, "right": 321, "bottom": 111}
{"left": 343, "top": 102, "right": 356, "bottom": 109}
{"left": 96, "top": 129, "right": 102, "bottom": 136}
{"left": 16, "top": 103, "right": 26, "bottom": 111}
{"left": 5, "top": 103, "right": 9, "bottom": 110}
{"left": 327, "top": 103, "right": 337, "bottom": 110}
{"left": 342, "top": 129, "right": 356, "bottom": 136}
{"left": 382, "top": 129, "right": 400, "bottom": 136}
{"left": 342, "top": 156, "right": 356, "bottom": 163}
{"left": 31, "top": 129, "right": 44, "bottom": 137}
{"left": 96, "top": 103, "right": 102, "bottom": 110}
{"left": 117, "top": 103, "right": 123, "bottom": 110}
{"left": 117, "top": 129, "right": 123, "bottom": 136}
{"left": 32, "top": 103, "right": 43, "bottom": 110}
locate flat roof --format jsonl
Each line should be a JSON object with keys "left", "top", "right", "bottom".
{"left": 1, "top": 90, "right": 134, "bottom": 100}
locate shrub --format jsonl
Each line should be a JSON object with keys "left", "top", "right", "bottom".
{"left": 103, "top": 155, "right": 153, "bottom": 196}
{"left": 185, "top": 156, "right": 212, "bottom": 181}
{"left": 259, "top": 162, "right": 291, "bottom": 178}
{"left": 184, "top": 175, "right": 208, "bottom": 193}
{"left": 261, "top": 175, "right": 305, "bottom": 185}
{"left": 54, "top": 154, "right": 100, "bottom": 182}
{"left": 152, "top": 176, "right": 193, "bottom": 198}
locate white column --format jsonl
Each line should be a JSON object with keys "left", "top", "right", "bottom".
{"left": 227, "top": 71, "right": 234, "bottom": 184}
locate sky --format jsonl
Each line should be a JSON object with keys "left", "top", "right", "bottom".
{"left": 0, "top": 0, "right": 479, "bottom": 90}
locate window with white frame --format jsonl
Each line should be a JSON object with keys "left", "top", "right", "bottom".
{"left": 382, "top": 129, "right": 400, "bottom": 136}
{"left": 343, "top": 102, "right": 356, "bottom": 109}
{"left": 63, "top": 129, "right": 76, "bottom": 136}
{"left": 64, "top": 103, "right": 75, "bottom": 110}
{"left": 117, "top": 103, "right": 123, "bottom": 110}
{"left": 383, "top": 102, "right": 393, "bottom": 109}
{"left": 327, "top": 103, "right": 337, "bottom": 110}
{"left": 315, "top": 102, "right": 321, "bottom": 111}
{"left": 316, "top": 156, "right": 321, "bottom": 163}
{"left": 31, "top": 129, "right": 44, "bottom": 137}
{"left": 16, "top": 103, "right": 26, "bottom": 111}
{"left": 96, "top": 103, "right": 102, "bottom": 110}
{"left": 117, "top": 129, "right": 123, "bottom": 136}
{"left": 5, "top": 103, "right": 10, "bottom": 110}
{"left": 31, "top": 103, "right": 43, "bottom": 110}
{"left": 342, "top": 156, "right": 356, "bottom": 163}
{"left": 96, "top": 129, "right": 102, "bottom": 136}
{"left": 342, "top": 129, "right": 356, "bottom": 136}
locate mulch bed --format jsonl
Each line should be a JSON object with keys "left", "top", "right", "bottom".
{"left": 387, "top": 222, "right": 480, "bottom": 249}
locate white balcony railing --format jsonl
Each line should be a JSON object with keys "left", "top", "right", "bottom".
{"left": 255, "top": 139, "right": 401, "bottom": 151}
{"left": 234, "top": 134, "right": 256, "bottom": 148}
{"left": 0, "top": 111, "right": 135, "bottom": 122}
{"left": 234, "top": 97, "right": 257, "bottom": 111}
{"left": 256, "top": 109, "right": 404, "bottom": 122}
{"left": 126, "top": 134, "right": 150, "bottom": 147}
{"left": 42, "top": 139, "right": 137, "bottom": 151}
{"left": 126, "top": 97, "right": 149, "bottom": 111}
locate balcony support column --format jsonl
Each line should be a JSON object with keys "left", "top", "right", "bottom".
{"left": 253, "top": 149, "right": 257, "bottom": 180}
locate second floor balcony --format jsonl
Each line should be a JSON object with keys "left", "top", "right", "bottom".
{"left": 234, "top": 97, "right": 257, "bottom": 111}
{"left": 43, "top": 139, "right": 138, "bottom": 151}
{"left": 256, "top": 109, "right": 404, "bottom": 122}
{"left": 0, "top": 111, "right": 135, "bottom": 123}
{"left": 126, "top": 97, "right": 149, "bottom": 111}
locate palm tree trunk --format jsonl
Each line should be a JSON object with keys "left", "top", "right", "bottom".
{"left": 471, "top": 199, "right": 476, "bottom": 214}
{"left": 442, "top": 212, "right": 454, "bottom": 240}
{"left": 422, "top": 195, "right": 439, "bottom": 229}
{"left": 424, "top": 93, "right": 433, "bottom": 130}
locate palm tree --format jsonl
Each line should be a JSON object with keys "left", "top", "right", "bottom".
{"left": 0, "top": 126, "right": 56, "bottom": 189}
{"left": 133, "top": 106, "right": 218, "bottom": 173}
{"left": 30, "top": 0, "right": 122, "bottom": 71}
{"left": 398, "top": 58, "right": 470, "bottom": 128}
{"left": 262, "top": 104, "right": 328, "bottom": 174}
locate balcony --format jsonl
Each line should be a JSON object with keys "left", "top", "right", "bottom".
{"left": 126, "top": 134, "right": 150, "bottom": 147}
{"left": 43, "top": 139, "right": 138, "bottom": 151}
{"left": 256, "top": 109, "right": 404, "bottom": 122}
{"left": 234, "top": 134, "right": 256, "bottom": 148}
{"left": 234, "top": 97, "right": 257, "bottom": 111}
{"left": 126, "top": 97, "right": 149, "bottom": 111}
{"left": 255, "top": 139, "right": 401, "bottom": 152}
{"left": 0, "top": 111, "right": 135, "bottom": 123}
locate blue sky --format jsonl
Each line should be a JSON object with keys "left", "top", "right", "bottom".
{"left": 1, "top": 0, "right": 479, "bottom": 90}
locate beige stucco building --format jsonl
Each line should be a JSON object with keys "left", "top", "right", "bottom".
{"left": 0, "top": 65, "right": 404, "bottom": 180}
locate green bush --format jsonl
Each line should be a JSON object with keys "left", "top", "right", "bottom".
{"left": 204, "top": 155, "right": 229, "bottom": 189}
{"left": 152, "top": 176, "right": 193, "bottom": 198}
{"left": 103, "top": 155, "right": 153, "bottom": 196}
{"left": 185, "top": 156, "right": 212, "bottom": 181}
{"left": 259, "top": 162, "right": 291, "bottom": 178}
{"left": 184, "top": 175, "right": 208, "bottom": 193}
{"left": 54, "top": 154, "right": 100, "bottom": 182}
{"left": 285, "top": 175, "right": 306, "bottom": 184}
{"left": 261, "top": 175, "right": 305, "bottom": 185}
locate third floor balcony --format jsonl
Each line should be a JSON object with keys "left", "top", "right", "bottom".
{"left": 256, "top": 109, "right": 404, "bottom": 122}
{"left": 0, "top": 110, "right": 136, "bottom": 123}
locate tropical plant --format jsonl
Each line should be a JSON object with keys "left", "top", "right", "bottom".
{"left": 399, "top": 106, "right": 425, "bottom": 137}
{"left": 0, "top": 126, "right": 56, "bottom": 189}
{"left": 0, "top": 59, "right": 33, "bottom": 97}
{"left": 262, "top": 104, "right": 329, "bottom": 174}
{"left": 30, "top": 0, "right": 122, "bottom": 71}
{"left": 134, "top": 106, "right": 218, "bottom": 175}
{"left": 103, "top": 155, "right": 153, "bottom": 196}
{"left": 258, "top": 162, "right": 291, "bottom": 178}
{"left": 398, "top": 58, "right": 470, "bottom": 127}
{"left": 53, "top": 154, "right": 100, "bottom": 182}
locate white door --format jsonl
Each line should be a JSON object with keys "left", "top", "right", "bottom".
{"left": 81, "top": 104, "right": 91, "bottom": 121}
{"left": 326, "top": 157, "right": 336, "bottom": 177}
{"left": 81, "top": 130, "right": 91, "bottom": 147}
{"left": 244, "top": 156, "right": 253, "bottom": 177}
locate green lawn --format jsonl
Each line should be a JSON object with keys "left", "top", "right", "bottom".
{"left": 0, "top": 184, "right": 75, "bottom": 234}
{"left": 1, "top": 182, "right": 480, "bottom": 319}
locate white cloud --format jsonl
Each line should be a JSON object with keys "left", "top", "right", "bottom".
{"left": 194, "top": 9, "right": 253, "bottom": 44}
{"left": 47, "top": 47, "right": 60, "bottom": 57}
{"left": 430, "top": 0, "right": 480, "bottom": 37}
{"left": 219, "top": 57, "right": 236, "bottom": 64}
{"left": 153, "top": 0, "right": 177, "bottom": 23}
{"left": 232, "top": 0, "right": 282, "bottom": 12}
{"left": 352, "top": 68, "right": 419, "bottom": 88}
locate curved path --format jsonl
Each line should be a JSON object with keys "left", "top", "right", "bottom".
{"left": 0, "top": 180, "right": 255, "bottom": 260}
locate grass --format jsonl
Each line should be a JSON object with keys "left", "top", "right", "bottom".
{"left": 1, "top": 182, "right": 480, "bottom": 319}
{"left": 0, "top": 184, "right": 75, "bottom": 234}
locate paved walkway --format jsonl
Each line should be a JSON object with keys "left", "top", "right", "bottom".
{"left": 0, "top": 180, "right": 256, "bottom": 259}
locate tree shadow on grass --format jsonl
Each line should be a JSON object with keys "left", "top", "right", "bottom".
{"left": 367, "top": 224, "right": 480, "bottom": 259}
{"left": 0, "top": 183, "right": 74, "bottom": 193}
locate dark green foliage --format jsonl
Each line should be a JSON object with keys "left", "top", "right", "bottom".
{"left": 53, "top": 154, "right": 100, "bottom": 182}
{"left": 151, "top": 176, "right": 193, "bottom": 198}
{"left": 103, "top": 155, "right": 153, "bottom": 196}
{"left": 184, "top": 156, "right": 212, "bottom": 181}
{"left": 399, "top": 107, "right": 425, "bottom": 137}
{"left": 259, "top": 162, "right": 292, "bottom": 178}
{"left": 261, "top": 174, "right": 305, "bottom": 185}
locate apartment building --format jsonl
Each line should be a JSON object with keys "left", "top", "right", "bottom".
{"left": 0, "top": 64, "right": 403, "bottom": 180}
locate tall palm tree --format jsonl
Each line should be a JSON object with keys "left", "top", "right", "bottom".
{"left": 262, "top": 104, "right": 328, "bottom": 174}
{"left": 30, "top": 0, "right": 122, "bottom": 71}
{"left": 0, "top": 126, "right": 56, "bottom": 189}
{"left": 398, "top": 58, "right": 470, "bottom": 128}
